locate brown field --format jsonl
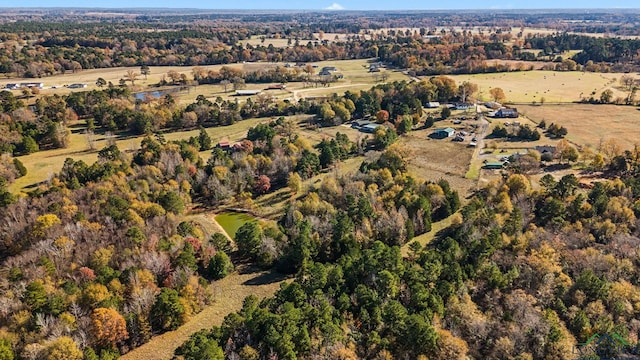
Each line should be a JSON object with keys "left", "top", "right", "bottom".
{"left": 445, "top": 70, "right": 629, "bottom": 103}
{"left": 517, "top": 103, "right": 640, "bottom": 151}
{"left": 120, "top": 267, "right": 287, "bottom": 360}
{"left": 401, "top": 128, "right": 477, "bottom": 197}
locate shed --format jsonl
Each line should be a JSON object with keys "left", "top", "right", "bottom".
{"left": 235, "top": 89, "right": 262, "bottom": 96}
{"left": 425, "top": 102, "right": 440, "bottom": 108}
{"left": 483, "top": 162, "right": 505, "bottom": 169}
{"left": 431, "top": 127, "right": 455, "bottom": 139}
{"left": 266, "top": 84, "right": 286, "bottom": 90}
{"left": 455, "top": 103, "right": 473, "bottom": 110}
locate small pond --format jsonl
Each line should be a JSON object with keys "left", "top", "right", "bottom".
{"left": 133, "top": 87, "right": 182, "bottom": 101}
{"left": 215, "top": 212, "right": 257, "bottom": 239}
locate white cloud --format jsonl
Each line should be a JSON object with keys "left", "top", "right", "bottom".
{"left": 325, "top": 3, "right": 345, "bottom": 10}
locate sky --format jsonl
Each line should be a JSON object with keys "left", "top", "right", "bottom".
{"left": 3, "top": 0, "right": 639, "bottom": 10}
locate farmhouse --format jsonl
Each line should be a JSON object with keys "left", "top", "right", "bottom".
{"left": 425, "top": 102, "right": 440, "bottom": 108}
{"left": 431, "top": 127, "right": 455, "bottom": 139}
{"left": 216, "top": 141, "right": 231, "bottom": 151}
{"left": 360, "top": 123, "right": 383, "bottom": 133}
{"left": 535, "top": 145, "right": 556, "bottom": 154}
{"left": 351, "top": 119, "right": 371, "bottom": 128}
{"left": 235, "top": 89, "right": 262, "bottom": 96}
{"left": 495, "top": 108, "right": 519, "bottom": 118}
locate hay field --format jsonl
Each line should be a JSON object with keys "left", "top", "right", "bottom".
{"left": 518, "top": 103, "right": 640, "bottom": 151}
{"left": 446, "top": 71, "right": 629, "bottom": 103}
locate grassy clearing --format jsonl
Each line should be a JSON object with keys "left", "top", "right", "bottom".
{"left": 445, "top": 71, "right": 626, "bottom": 103}
{"left": 120, "top": 268, "right": 287, "bottom": 360}
{"left": 401, "top": 215, "right": 454, "bottom": 256}
{"left": 401, "top": 127, "right": 477, "bottom": 197}
{"left": 517, "top": 103, "right": 640, "bottom": 151}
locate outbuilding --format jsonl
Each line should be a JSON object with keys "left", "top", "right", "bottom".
{"left": 431, "top": 127, "right": 455, "bottom": 139}
{"left": 483, "top": 162, "right": 505, "bottom": 169}
{"left": 235, "top": 89, "right": 262, "bottom": 96}
{"left": 495, "top": 108, "right": 519, "bottom": 118}
{"left": 360, "top": 123, "right": 383, "bottom": 133}
{"left": 425, "top": 102, "right": 440, "bottom": 108}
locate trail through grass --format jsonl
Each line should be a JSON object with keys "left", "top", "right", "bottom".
{"left": 120, "top": 268, "right": 287, "bottom": 360}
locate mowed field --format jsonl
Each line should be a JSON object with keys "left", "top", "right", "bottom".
{"left": 518, "top": 103, "right": 640, "bottom": 151}
{"left": 445, "top": 71, "right": 630, "bottom": 103}
{"left": 400, "top": 127, "right": 477, "bottom": 197}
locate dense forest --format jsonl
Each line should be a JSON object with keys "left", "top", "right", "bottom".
{"left": 1, "top": 11, "right": 640, "bottom": 77}
{"left": 173, "top": 143, "right": 640, "bottom": 359}
{"left": 2, "top": 9, "right": 640, "bottom": 360}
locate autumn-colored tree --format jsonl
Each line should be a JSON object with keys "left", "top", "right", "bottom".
{"left": 254, "top": 175, "right": 271, "bottom": 194}
{"left": 489, "top": 87, "right": 506, "bottom": 103}
{"left": 91, "top": 308, "right": 129, "bottom": 347}
{"left": 44, "top": 337, "right": 82, "bottom": 360}
{"left": 458, "top": 81, "right": 478, "bottom": 103}
{"left": 505, "top": 174, "right": 531, "bottom": 199}
{"left": 82, "top": 283, "right": 111, "bottom": 307}
{"left": 32, "top": 213, "right": 61, "bottom": 237}
{"left": 288, "top": 172, "right": 302, "bottom": 194}
{"left": 375, "top": 110, "right": 390, "bottom": 123}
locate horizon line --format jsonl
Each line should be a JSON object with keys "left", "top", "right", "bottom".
{"left": 1, "top": 7, "right": 639, "bottom": 10}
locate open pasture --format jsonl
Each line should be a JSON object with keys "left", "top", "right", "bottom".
{"left": 446, "top": 70, "right": 629, "bottom": 103}
{"left": 518, "top": 103, "right": 640, "bottom": 151}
